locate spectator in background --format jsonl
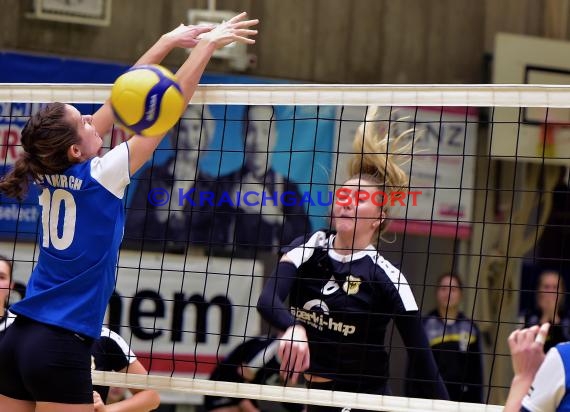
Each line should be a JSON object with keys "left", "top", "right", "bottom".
{"left": 411, "top": 273, "right": 483, "bottom": 402}
{"left": 204, "top": 336, "right": 304, "bottom": 412}
{"left": 0, "top": 254, "right": 14, "bottom": 333}
{"left": 524, "top": 269, "right": 570, "bottom": 353}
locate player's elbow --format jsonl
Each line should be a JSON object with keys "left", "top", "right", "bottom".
{"left": 145, "top": 389, "right": 161, "bottom": 410}
{"left": 256, "top": 291, "right": 271, "bottom": 320}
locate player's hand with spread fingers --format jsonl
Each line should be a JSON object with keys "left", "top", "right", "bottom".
{"left": 162, "top": 23, "right": 216, "bottom": 49}
{"left": 198, "top": 11, "right": 259, "bottom": 49}
{"left": 278, "top": 324, "right": 310, "bottom": 384}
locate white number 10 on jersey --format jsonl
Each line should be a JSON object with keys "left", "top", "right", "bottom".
{"left": 38, "top": 189, "right": 77, "bottom": 250}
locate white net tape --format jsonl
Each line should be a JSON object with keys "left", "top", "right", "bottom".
{"left": 2, "top": 83, "right": 570, "bottom": 107}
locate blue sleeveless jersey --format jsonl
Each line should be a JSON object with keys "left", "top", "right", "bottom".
{"left": 11, "top": 143, "right": 130, "bottom": 339}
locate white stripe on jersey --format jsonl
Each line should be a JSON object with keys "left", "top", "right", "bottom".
{"left": 373, "top": 254, "right": 418, "bottom": 312}
{"left": 90, "top": 142, "right": 130, "bottom": 199}
{"left": 244, "top": 340, "right": 279, "bottom": 370}
{"left": 286, "top": 231, "right": 328, "bottom": 268}
{"left": 0, "top": 311, "right": 16, "bottom": 332}
{"left": 522, "top": 346, "right": 566, "bottom": 411}
{"left": 100, "top": 327, "right": 137, "bottom": 364}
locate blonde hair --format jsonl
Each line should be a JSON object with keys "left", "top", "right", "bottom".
{"left": 348, "top": 106, "right": 411, "bottom": 235}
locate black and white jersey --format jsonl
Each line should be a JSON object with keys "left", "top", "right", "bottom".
{"left": 91, "top": 327, "right": 137, "bottom": 402}
{"left": 285, "top": 231, "right": 418, "bottom": 386}
{"left": 258, "top": 230, "right": 448, "bottom": 399}
{"left": 0, "top": 311, "right": 15, "bottom": 335}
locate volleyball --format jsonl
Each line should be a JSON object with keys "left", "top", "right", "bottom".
{"left": 110, "top": 64, "right": 185, "bottom": 137}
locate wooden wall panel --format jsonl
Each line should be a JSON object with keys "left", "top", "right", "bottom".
{"left": 248, "top": 0, "right": 315, "bottom": 80}
{"left": 346, "top": 1, "right": 385, "bottom": 83}
{"left": 2, "top": 1, "right": 570, "bottom": 83}
{"left": 425, "top": 0, "right": 486, "bottom": 83}
{"left": 484, "top": 0, "right": 544, "bottom": 53}
{"left": 379, "top": 0, "right": 430, "bottom": 83}
{"left": 0, "top": 0, "right": 21, "bottom": 50}
{"left": 310, "top": 0, "right": 353, "bottom": 82}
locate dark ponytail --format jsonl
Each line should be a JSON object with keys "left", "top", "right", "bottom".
{"left": 0, "top": 103, "right": 79, "bottom": 200}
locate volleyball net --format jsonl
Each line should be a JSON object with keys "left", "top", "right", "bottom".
{"left": 2, "top": 83, "right": 570, "bottom": 411}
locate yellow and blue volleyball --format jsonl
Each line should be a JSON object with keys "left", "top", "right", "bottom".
{"left": 110, "top": 64, "right": 185, "bottom": 137}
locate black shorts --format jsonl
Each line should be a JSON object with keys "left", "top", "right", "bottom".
{"left": 0, "top": 315, "right": 94, "bottom": 404}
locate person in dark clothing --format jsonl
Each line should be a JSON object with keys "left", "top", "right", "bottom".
{"left": 256, "top": 107, "right": 449, "bottom": 412}
{"left": 0, "top": 254, "right": 14, "bottom": 334}
{"left": 415, "top": 273, "right": 484, "bottom": 403}
{"left": 524, "top": 270, "right": 570, "bottom": 353}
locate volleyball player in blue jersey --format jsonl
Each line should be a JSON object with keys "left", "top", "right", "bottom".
{"left": 256, "top": 108, "right": 449, "bottom": 410}
{"left": 0, "top": 13, "right": 258, "bottom": 412}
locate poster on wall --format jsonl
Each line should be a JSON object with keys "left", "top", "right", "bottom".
{"left": 123, "top": 104, "right": 337, "bottom": 255}
{"left": 334, "top": 106, "right": 478, "bottom": 239}
{"left": 0, "top": 53, "right": 337, "bottom": 254}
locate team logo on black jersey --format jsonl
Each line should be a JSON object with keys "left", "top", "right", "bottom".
{"left": 342, "top": 275, "right": 361, "bottom": 295}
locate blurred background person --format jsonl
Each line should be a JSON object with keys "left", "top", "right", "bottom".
{"left": 408, "top": 273, "right": 483, "bottom": 403}
{"left": 524, "top": 269, "right": 570, "bottom": 353}
{"left": 0, "top": 254, "right": 14, "bottom": 333}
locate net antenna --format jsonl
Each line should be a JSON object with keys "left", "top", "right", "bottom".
{"left": 187, "top": 0, "right": 252, "bottom": 71}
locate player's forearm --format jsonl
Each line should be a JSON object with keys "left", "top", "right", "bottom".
{"left": 238, "top": 399, "right": 261, "bottom": 412}
{"left": 94, "top": 35, "right": 177, "bottom": 136}
{"left": 105, "top": 389, "right": 160, "bottom": 412}
{"left": 134, "top": 35, "right": 177, "bottom": 67}
{"left": 175, "top": 40, "right": 217, "bottom": 103}
{"left": 256, "top": 261, "right": 298, "bottom": 331}
{"left": 504, "top": 375, "right": 533, "bottom": 412}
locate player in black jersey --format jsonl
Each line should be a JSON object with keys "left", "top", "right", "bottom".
{"left": 91, "top": 327, "right": 160, "bottom": 411}
{"left": 257, "top": 107, "right": 449, "bottom": 410}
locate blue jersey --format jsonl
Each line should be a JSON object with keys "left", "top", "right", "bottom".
{"left": 522, "top": 342, "right": 570, "bottom": 411}
{"left": 11, "top": 143, "right": 130, "bottom": 339}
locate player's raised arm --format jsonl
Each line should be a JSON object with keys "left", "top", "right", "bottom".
{"left": 126, "top": 12, "right": 258, "bottom": 176}
{"left": 92, "top": 23, "right": 216, "bottom": 138}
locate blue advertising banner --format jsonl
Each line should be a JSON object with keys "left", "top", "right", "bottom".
{"left": 0, "top": 52, "right": 335, "bottom": 253}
